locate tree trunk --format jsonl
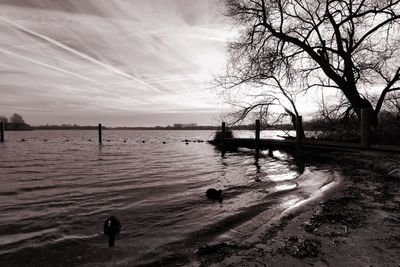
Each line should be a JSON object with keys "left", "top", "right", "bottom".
{"left": 342, "top": 86, "right": 379, "bottom": 127}
{"left": 354, "top": 99, "right": 378, "bottom": 128}
{"left": 286, "top": 109, "right": 305, "bottom": 139}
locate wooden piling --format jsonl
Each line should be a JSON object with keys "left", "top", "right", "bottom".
{"left": 221, "top": 122, "right": 226, "bottom": 139}
{"left": 0, "top": 122, "right": 4, "bottom": 143}
{"left": 296, "top": 116, "right": 303, "bottom": 144}
{"left": 361, "top": 108, "right": 371, "bottom": 149}
{"left": 221, "top": 122, "right": 226, "bottom": 157}
{"left": 268, "top": 147, "right": 274, "bottom": 157}
{"left": 255, "top": 119, "right": 260, "bottom": 158}
{"left": 255, "top": 119, "right": 260, "bottom": 141}
{"left": 98, "top": 123, "right": 102, "bottom": 145}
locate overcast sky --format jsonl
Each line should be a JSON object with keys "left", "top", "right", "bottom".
{"left": 0, "top": 0, "right": 234, "bottom": 126}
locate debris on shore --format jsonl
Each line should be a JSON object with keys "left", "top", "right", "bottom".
{"left": 279, "top": 236, "right": 321, "bottom": 258}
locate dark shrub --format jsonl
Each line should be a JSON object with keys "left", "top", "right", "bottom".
{"left": 213, "top": 129, "right": 234, "bottom": 140}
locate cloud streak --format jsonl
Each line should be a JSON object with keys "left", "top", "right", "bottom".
{"left": 0, "top": 47, "right": 101, "bottom": 84}
{"left": 0, "top": 0, "right": 231, "bottom": 126}
{"left": 0, "top": 17, "right": 164, "bottom": 93}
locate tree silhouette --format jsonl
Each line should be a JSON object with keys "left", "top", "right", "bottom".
{"left": 9, "top": 113, "right": 25, "bottom": 124}
{"left": 221, "top": 0, "right": 400, "bottom": 126}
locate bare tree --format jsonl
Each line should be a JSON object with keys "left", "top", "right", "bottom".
{"left": 215, "top": 17, "right": 304, "bottom": 135}
{"left": 221, "top": 0, "right": 400, "bottom": 127}
{"left": 9, "top": 113, "right": 25, "bottom": 124}
{"left": 316, "top": 90, "right": 358, "bottom": 125}
{"left": 385, "top": 91, "right": 400, "bottom": 117}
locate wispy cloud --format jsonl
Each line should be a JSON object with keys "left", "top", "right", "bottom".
{"left": 0, "top": 0, "right": 231, "bottom": 126}
{"left": 0, "top": 46, "right": 101, "bottom": 84}
{"left": 0, "top": 17, "right": 164, "bottom": 93}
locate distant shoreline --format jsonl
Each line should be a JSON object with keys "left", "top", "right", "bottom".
{"left": 3, "top": 129, "right": 34, "bottom": 131}
{"left": 29, "top": 126, "right": 291, "bottom": 131}
{"left": 31, "top": 126, "right": 220, "bottom": 131}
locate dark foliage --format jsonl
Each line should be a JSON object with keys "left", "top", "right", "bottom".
{"left": 213, "top": 129, "right": 234, "bottom": 140}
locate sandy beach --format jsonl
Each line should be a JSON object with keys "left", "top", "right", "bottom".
{"left": 195, "top": 149, "right": 400, "bottom": 267}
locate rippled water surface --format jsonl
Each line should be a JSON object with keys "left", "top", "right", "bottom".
{"left": 0, "top": 130, "right": 338, "bottom": 266}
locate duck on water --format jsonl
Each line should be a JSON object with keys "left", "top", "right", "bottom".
{"left": 206, "top": 188, "right": 223, "bottom": 203}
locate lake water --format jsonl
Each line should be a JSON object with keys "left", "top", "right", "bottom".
{"left": 0, "top": 130, "right": 340, "bottom": 266}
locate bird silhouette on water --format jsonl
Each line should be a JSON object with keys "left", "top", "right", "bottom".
{"left": 206, "top": 188, "right": 223, "bottom": 203}
{"left": 104, "top": 216, "right": 121, "bottom": 247}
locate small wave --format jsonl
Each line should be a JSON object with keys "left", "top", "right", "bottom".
{"left": 18, "top": 185, "right": 60, "bottom": 193}
{"left": 0, "top": 228, "right": 58, "bottom": 249}
{"left": 0, "top": 191, "right": 18, "bottom": 196}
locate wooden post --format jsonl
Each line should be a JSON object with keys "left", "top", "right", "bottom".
{"left": 255, "top": 119, "right": 260, "bottom": 159}
{"left": 268, "top": 146, "right": 274, "bottom": 157}
{"left": 255, "top": 119, "right": 260, "bottom": 141}
{"left": 221, "top": 122, "right": 226, "bottom": 139}
{"left": 98, "top": 123, "right": 102, "bottom": 145}
{"left": 361, "top": 108, "right": 371, "bottom": 149}
{"left": 0, "top": 122, "right": 4, "bottom": 143}
{"left": 221, "top": 122, "right": 226, "bottom": 157}
{"left": 296, "top": 116, "right": 303, "bottom": 144}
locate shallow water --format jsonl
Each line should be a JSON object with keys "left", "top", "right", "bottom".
{"left": 0, "top": 130, "right": 339, "bottom": 266}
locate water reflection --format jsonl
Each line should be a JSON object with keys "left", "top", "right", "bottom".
{"left": 275, "top": 183, "right": 298, "bottom": 191}
{"left": 254, "top": 159, "right": 261, "bottom": 173}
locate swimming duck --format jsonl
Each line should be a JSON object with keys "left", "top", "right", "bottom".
{"left": 206, "top": 188, "right": 223, "bottom": 202}
{"left": 104, "top": 216, "right": 121, "bottom": 247}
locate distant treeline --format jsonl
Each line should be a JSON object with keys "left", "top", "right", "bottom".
{"left": 4, "top": 123, "right": 33, "bottom": 131}
{"left": 0, "top": 113, "right": 32, "bottom": 131}
{"left": 33, "top": 125, "right": 225, "bottom": 130}
{"left": 2, "top": 113, "right": 362, "bottom": 132}
{"left": 31, "top": 124, "right": 297, "bottom": 131}
{"left": 33, "top": 125, "right": 102, "bottom": 130}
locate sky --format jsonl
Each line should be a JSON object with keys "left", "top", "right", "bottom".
{"left": 0, "top": 0, "right": 233, "bottom": 126}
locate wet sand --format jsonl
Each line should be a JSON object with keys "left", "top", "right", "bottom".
{"left": 195, "top": 150, "right": 400, "bottom": 266}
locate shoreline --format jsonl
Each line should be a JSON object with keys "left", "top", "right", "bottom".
{"left": 135, "top": 166, "right": 343, "bottom": 267}
{"left": 195, "top": 150, "right": 400, "bottom": 266}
